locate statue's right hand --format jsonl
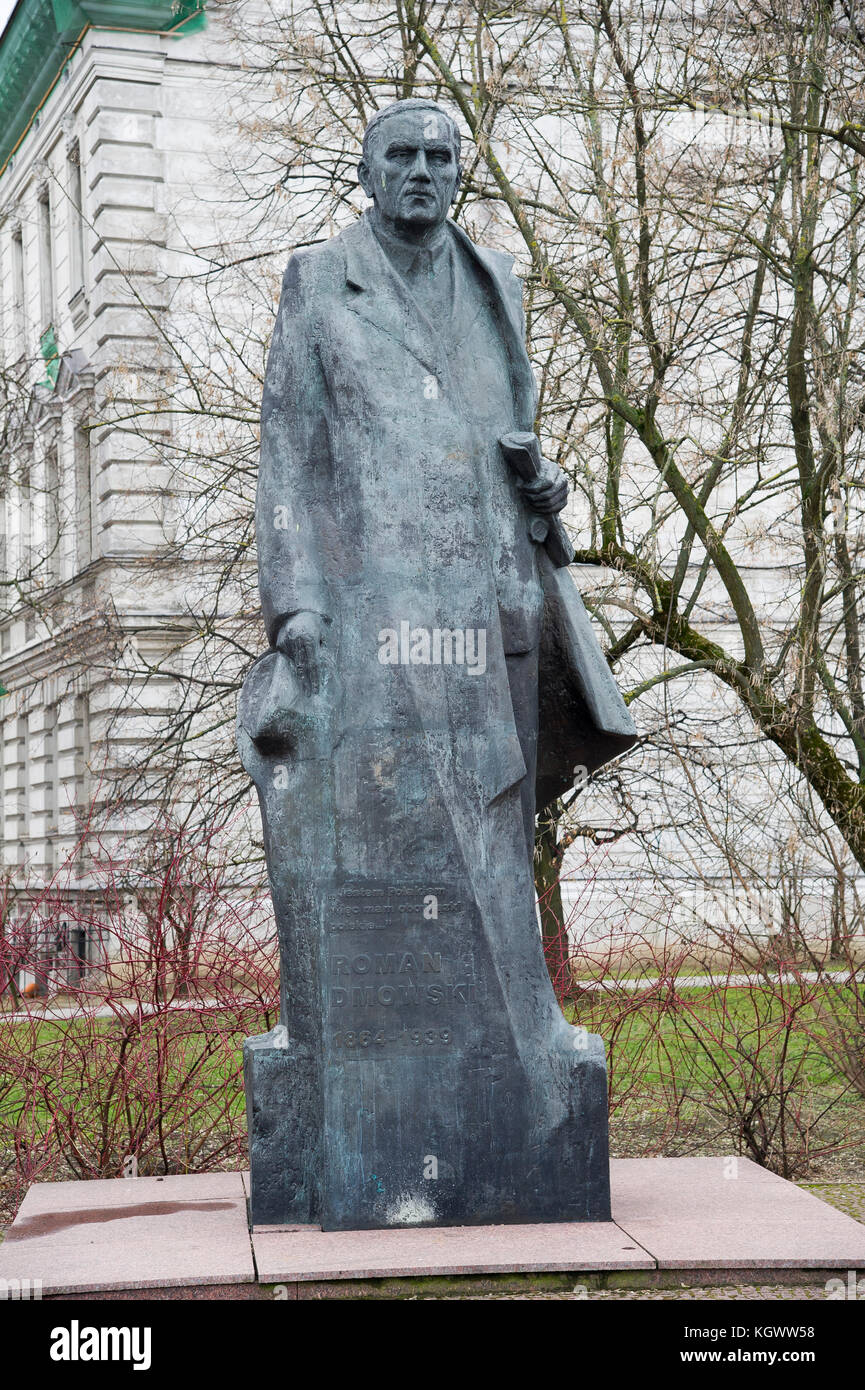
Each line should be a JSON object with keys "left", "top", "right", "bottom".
{"left": 275, "top": 611, "right": 329, "bottom": 697}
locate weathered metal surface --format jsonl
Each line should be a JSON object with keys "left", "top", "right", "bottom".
{"left": 239, "top": 99, "right": 636, "bottom": 1231}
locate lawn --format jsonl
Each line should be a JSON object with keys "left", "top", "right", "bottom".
{"left": 1, "top": 980, "right": 862, "bottom": 1231}
{"left": 571, "top": 982, "right": 865, "bottom": 1180}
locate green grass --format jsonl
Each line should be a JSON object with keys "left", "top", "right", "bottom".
{"left": 0, "top": 1009, "right": 272, "bottom": 1158}
{"left": 3, "top": 986, "right": 863, "bottom": 1180}
{"left": 566, "top": 982, "right": 865, "bottom": 1176}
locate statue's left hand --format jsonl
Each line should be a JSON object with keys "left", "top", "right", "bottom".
{"left": 275, "top": 610, "right": 330, "bottom": 698}
{"left": 519, "top": 460, "right": 568, "bottom": 515}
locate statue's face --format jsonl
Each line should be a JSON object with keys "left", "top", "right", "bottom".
{"left": 359, "top": 109, "right": 460, "bottom": 233}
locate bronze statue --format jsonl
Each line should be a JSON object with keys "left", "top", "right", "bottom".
{"left": 239, "top": 99, "right": 636, "bottom": 1230}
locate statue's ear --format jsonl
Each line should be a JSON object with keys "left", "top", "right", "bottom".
{"left": 358, "top": 160, "right": 373, "bottom": 198}
{"left": 451, "top": 163, "right": 463, "bottom": 205}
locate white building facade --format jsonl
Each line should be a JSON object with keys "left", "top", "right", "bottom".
{"left": 0, "top": 0, "right": 254, "bottom": 988}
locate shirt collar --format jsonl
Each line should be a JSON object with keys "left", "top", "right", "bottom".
{"left": 368, "top": 210, "right": 451, "bottom": 279}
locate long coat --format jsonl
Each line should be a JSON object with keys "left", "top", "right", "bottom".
{"left": 252, "top": 211, "right": 636, "bottom": 811}
{"left": 238, "top": 211, "right": 635, "bottom": 1230}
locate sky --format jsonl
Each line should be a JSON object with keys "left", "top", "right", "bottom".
{"left": 0, "top": 0, "right": 17, "bottom": 36}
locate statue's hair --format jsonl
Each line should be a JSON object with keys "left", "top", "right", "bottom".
{"left": 361, "top": 99, "right": 461, "bottom": 163}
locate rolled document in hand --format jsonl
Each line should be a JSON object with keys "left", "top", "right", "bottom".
{"left": 499, "top": 431, "right": 574, "bottom": 568}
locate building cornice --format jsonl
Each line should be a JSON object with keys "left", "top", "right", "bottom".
{"left": 0, "top": 0, "right": 207, "bottom": 176}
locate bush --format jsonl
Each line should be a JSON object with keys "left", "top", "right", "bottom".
{"left": 0, "top": 818, "right": 278, "bottom": 1202}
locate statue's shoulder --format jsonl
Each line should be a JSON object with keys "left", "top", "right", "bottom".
{"left": 448, "top": 221, "right": 523, "bottom": 297}
{"left": 474, "top": 242, "right": 518, "bottom": 276}
{"left": 280, "top": 233, "right": 347, "bottom": 301}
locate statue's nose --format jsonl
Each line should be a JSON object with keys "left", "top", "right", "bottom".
{"left": 410, "top": 149, "right": 431, "bottom": 179}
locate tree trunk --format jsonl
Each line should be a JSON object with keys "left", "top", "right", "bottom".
{"left": 534, "top": 810, "right": 571, "bottom": 1003}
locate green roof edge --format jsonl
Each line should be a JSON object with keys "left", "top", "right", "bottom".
{"left": 0, "top": 0, "right": 207, "bottom": 177}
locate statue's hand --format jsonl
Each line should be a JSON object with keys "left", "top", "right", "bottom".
{"left": 275, "top": 611, "right": 329, "bottom": 697}
{"left": 519, "top": 460, "right": 568, "bottom": 515}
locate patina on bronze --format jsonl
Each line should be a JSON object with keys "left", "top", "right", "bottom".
{"left": 238, "top": 99, "right": 637, "bottom": 1231}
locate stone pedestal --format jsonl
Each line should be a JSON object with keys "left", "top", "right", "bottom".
{"left": 245, "top": 1018, "right": 610, "bottom": 1230}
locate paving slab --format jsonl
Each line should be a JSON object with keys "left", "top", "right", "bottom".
{"left": 3, "top": 1159, "right": 863, "bottom": 1295}
{"left": 611, "top": 1156, "right": 865, "bottom": 1269}
{"left": 251, "top": 1218, "right": 653, "bottom": 1283}
{"left": 0, "top": 1172, "right": 255, "bottom": 1295}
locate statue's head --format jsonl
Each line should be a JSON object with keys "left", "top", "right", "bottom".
{"left": 358, "top": 99, "right": 462, "bottom": 235}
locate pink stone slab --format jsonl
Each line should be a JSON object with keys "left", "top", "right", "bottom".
{"left": 252, "top": 1220, "right": 653, "bottom": 1283}
{"left": 4, "top": 1158, "right": 861, "bottom": 1295}
{"left": 0, "top": 1172, "right": 255, "bottom": 1295}
{"left": 611, "top": 1156, "right": 865, "bottom": 1269}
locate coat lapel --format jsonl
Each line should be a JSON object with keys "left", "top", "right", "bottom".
{"left": 341, "top": 215, "right": 441, "bottom": 377}
{"left": 340, "top": 213, "right": 537, "bottom": 428}
{"left": 447, "top": 220, "right": 538, "bottom": 430}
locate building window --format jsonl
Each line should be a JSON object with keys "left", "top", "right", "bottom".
{"left": 19, "top": 457, "right": 32, "bottom": 579}
{"left": 10, "top": 715, "right": 27, "bottom": 868}
{"left": 44, "top": 443, "right": 61, "bottom": 586}
{"left": 74, "top": 691, "right": 92, "bottom": 840}
{"left": 38, "top": 190, "right": 54, "bottom": 331}
{"left": 11, "top": 228, "right": 25, "bottom": 357}
{"left": 41, "top": 703, "right": 58, "bottom": 876}
{"left": 67, "top": 145, "right": 86, "bottom": 300}
{"left": 74, "top": 424, "right": 94, "bottom": 570}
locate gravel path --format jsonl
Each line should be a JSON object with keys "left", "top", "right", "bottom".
{"left": 420, "top": 1284, "right": 832, "bottom": 1299}
{"left": 578, "top": 970, "right": 864, "bottom": 992}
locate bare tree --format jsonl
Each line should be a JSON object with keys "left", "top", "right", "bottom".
{"left": 203, "top": 1, "right": 865, "bottom": 868}
{"left": 9, "top": 1, "right": 865, "bottom": 956}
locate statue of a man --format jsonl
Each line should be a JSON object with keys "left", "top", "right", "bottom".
{"left": 239, "top": 99, "right": 636, "bottom": 1231}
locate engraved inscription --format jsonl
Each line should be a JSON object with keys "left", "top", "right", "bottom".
{"left": 324, "top": 880, "right": 480, "bottom": 1055}
{"left": 326, "top": 880, "right": 461, "bottom": 932}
